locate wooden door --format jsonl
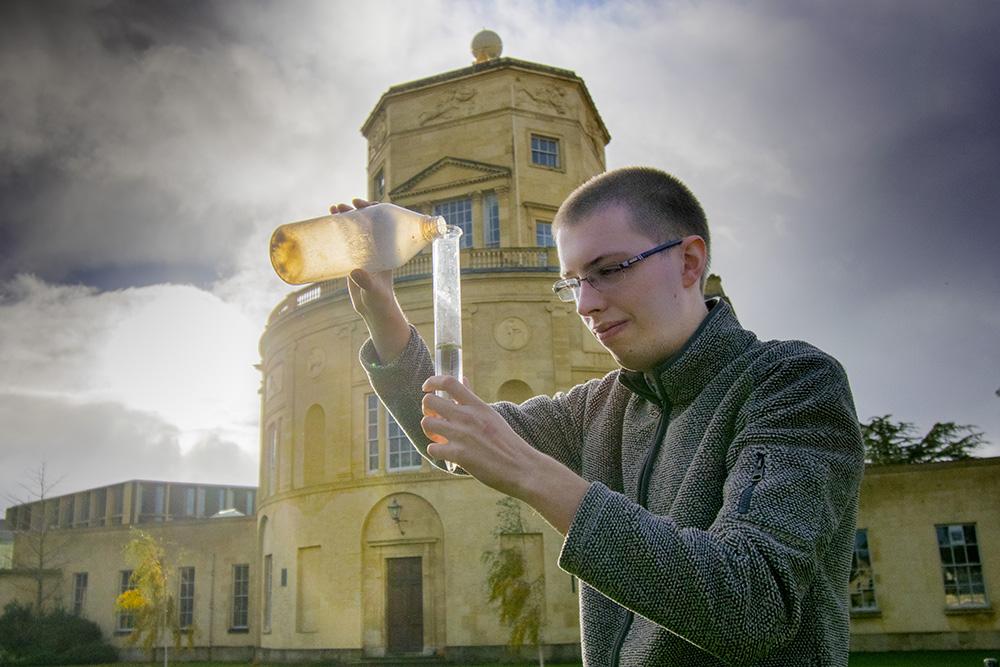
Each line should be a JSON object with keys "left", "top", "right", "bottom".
{"left": 386, "top": 557, "right": 423, "bottom": 653}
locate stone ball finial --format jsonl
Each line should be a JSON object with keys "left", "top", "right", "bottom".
{"left": 471, "top": 29, "right": 502, "bottom": 63}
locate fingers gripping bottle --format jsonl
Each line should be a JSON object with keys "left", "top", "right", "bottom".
{"left": 269, "top": 203, "right": 448, "bottom": 284}
{"left": 433, "top": 225, "right": 464, "bottom": 473}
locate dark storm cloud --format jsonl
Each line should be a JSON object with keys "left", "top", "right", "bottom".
{"left": 0, "top": 0, "right": 293, "bottom": 288}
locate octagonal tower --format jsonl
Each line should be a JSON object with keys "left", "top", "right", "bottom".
{"left": 256, "top": 33, "right": 616, "bottom": 662}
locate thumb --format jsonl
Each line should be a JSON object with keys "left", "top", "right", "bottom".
{"left": 349, "top": 268, "right": 376, "bottom": 291}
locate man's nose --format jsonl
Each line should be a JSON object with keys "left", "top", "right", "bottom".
{"left": 575, "top": 280, "right": 605, "bottom": 316}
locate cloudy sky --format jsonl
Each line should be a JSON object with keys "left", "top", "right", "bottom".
{"left": 1, "top": 0, "right": 998, "bottom": 512}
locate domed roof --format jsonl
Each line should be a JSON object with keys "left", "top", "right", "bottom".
{"left": 471, "top": 29, "right": 502, "bottom": 63}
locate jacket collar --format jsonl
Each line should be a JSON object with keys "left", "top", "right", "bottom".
{"left": 618, "top": 299, "right": 757, "bottom": 406}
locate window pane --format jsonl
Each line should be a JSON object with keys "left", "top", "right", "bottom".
{"left": 73, "top": 573, "right": 88, "bottom": 616}
{"left": 179, "top": 567, "right": 195, "bottom": 629}
{"left": 434, "top": 198, "right": 473, "bottom": 248}
{"left": 263, "top": 555, "right": 273, "bottom": 633}
{"left": 387, "top": 412, "right": 420, "bottom": 470}
{"left": 484, "top": 193, "right": 500, "bottom": 248}
{"left": 232, "top": 564, "right": 249, "bottom": 629}
{"left": 367, "top": 394, "right": 380, "bottom": 472}
{"left": 531, "top": 135, "right": 560, "bottom": 168}
{"left": 849, "top": 529, "right": 877, "bottom": 610}
{"left": 536, "top": 221, "right": 554, "bottom": 248}
{"left": 118, "top": 570, "right": 135, "bottom": 630}
{"left": 937, "top": 523, "right": 987, "bottom": 607}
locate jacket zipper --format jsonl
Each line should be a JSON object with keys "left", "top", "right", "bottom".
{"left": 737, "top": 450, "right": 766, "bottom": 514}
{"left": 610, "top": 398, "right": 671, "bottom": 667}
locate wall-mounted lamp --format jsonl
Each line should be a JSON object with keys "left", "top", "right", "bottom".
{"left": 387, "top": 497, "right": 406, "bottom": 535}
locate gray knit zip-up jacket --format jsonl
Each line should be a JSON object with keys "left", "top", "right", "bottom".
{"left": 362, "top": 299, "right": 865, "bottom": 666}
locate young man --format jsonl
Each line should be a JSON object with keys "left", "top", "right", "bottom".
{"left": 346, "top": 167, "right": 864, "bottom": 666}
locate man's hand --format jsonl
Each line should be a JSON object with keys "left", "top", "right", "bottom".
{"left": 421, "top": 375, "right": 590, "bottom": 534}
{"left": 330, "top": 198, "right": 411, "bottom": 364}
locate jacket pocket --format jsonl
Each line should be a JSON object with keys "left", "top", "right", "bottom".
{"left": 737, "top": 450, "right": 766, "bottom": 514}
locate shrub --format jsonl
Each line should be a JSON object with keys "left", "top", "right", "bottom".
{"left": 0, "top": 601, "right": 118, "bottom": 665}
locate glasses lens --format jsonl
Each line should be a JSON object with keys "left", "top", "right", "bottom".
{"left": 552, "top": 279, "right": 578, "bottom": 302}
{"left": 589, "top": 266, "right": 627, "bottom": 292}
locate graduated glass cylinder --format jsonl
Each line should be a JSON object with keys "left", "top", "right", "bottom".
{"left": 432, "top": 225, "right": 463, "bottom": 472}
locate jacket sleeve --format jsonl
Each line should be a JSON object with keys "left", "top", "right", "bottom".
{"left": 558, "top": 350, "right": 865, "bottom": 664}
{"left": 361, "top": 325, "right": 595, "bottom": 474}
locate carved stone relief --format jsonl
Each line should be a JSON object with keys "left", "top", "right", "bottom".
{"left": 494, "top": 317, "right": 530, "bottom": 351}
{"left": 516, "top": 84, "right": 568, "bottom": 115}
{"left": 368, "top": 114, "right": 387, "bottom": 159}
{"left": 307, "top": 347, "right": 326, "bottom": 378}
{"left": 418, "top": 87, "right": 477, "bottom": 126}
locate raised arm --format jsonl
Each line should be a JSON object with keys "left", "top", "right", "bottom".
{"left": 333, "top": 198, "right": 411, "bottom": 365}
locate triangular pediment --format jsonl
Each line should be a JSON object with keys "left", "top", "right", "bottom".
{"left": 390, "top": 157, "right": 510, "bottom": 198}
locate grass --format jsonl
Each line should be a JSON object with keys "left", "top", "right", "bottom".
{"left": 849, "top": 652, "right": 999, "bottom": 666}
{"left": 84, "top": 656, "right": 1000, "bottom": 667}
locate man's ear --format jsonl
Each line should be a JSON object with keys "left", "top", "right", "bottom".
{"left": 680, "top": 236, "right": 708, "bottom": 289}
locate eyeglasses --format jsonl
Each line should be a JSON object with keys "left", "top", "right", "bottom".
{"left": 551, "top": 238, "right": 683, "bottom": 302}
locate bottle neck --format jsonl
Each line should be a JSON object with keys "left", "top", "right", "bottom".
{"left": 422, "top": 216, "right": 448, "bottom": 241}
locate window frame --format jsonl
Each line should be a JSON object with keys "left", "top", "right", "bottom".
{"left": 262, "top": 554, "right": 273, "bottom": 634}
{"left": 434, "top": 197, "right": 473, "bottom": 248}
{"left": 72, "top": 572, "right": 88, "bottom": 616}
{"left": 117, "top": 570, "right": 135, "bottom": 633}
{"left": 535, "top": 220, "right": 555, "bottom": 248}
{"left": 530, "top": 134, "right": 561, "bottom": 169}
{"left": 231, "top": 563, "right": 250, "bottom": 631}
{"left": 387, "top": 411, "right": 421, "bottom": 472}
{"left": 178, "top": 566, "right": 195, "bottom": 629}
{"left": 484, "top": 192, "right": 500, "bottom": 248}
{"left": 849, "top": 529, "right": 878, "bottom": 613}
{"left": 373, "top": 167, "right": 385, "bottom": 201}
{"left": 366, "top": 394, "right": 380, "bottom": 473}
{"left": 936, "top": 522, "right": 989, "bottom": 609}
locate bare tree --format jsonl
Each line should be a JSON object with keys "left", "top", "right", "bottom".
{"left": 3, "top": 463, "right": 68, "bottom": 611}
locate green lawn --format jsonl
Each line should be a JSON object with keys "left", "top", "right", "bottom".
{"left": 88, "top": 655, "right": 1000, "bottom": 667}
{"left": 849, "top": 652, "right": 999, "bottom": 666}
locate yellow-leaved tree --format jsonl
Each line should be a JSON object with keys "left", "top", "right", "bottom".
{"left": 115, "top": 529, "right": 192, "bottom": 666}
{"left": 482, "top": 497, "right": 546, "bottom": 666}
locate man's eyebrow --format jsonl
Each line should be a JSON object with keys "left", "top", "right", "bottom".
{"left": 561, "top": 253, "right": 626, "bottom": 279}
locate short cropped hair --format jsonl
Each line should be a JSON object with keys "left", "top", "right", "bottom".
{"left": 554, "top": 167, "right": 711, "bottom": 288}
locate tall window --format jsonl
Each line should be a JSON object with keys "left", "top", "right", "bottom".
{"left": 536, "top": 221, "right": 555, "bottom": 247}
{"left": 139, "top": 483, "right": 166, "bottom": 523}
{"left": 110, "top": 485, "right": 124, "bottom": 525}
{"left": 937, "top": 523, "right": 988, "bottom": 608}
{"left": 367, "top": 394, "right": 380, "bottom": 472}
{"left": 117, "top": 570, "right": 135, "bottom": 632}
{"left": 373, "top": 168, "right": 385, "bottom": 201}
{"left": 232, "top": 564, "right": 250, "bottom": 630}
{"left": 266, "top": 420, "right": 279, "bottom": 495}
{"left": 849, "top": 529, "right": 877, "bottom": 611}
{"left": 434, "top": 198, "right": 473, "bottom": 248}
{"left": 62, "top": 496, "right": 74, "bottom": 527}
{"left": 72, "top": 572, "right": 88, "bottom": 616}
{"left": 263, "top": 555, "right": 273, "bottom": 633}
{"left": 77, "top": 493, "right": 90, "bottom": 526}
{"left": 387, "top": 412, "right": 421, "bottom": 471}
{"left": 181, "top": 488, "right": 195, "bottom": 517}
{"left": 178, "top": 567, "right": 195, "bottom": 629}
{"left": 484, "top": 193, "right": 500, "bottom": 248}
{"left": 531, "top": 134, "right": 560, "bottom": 168}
